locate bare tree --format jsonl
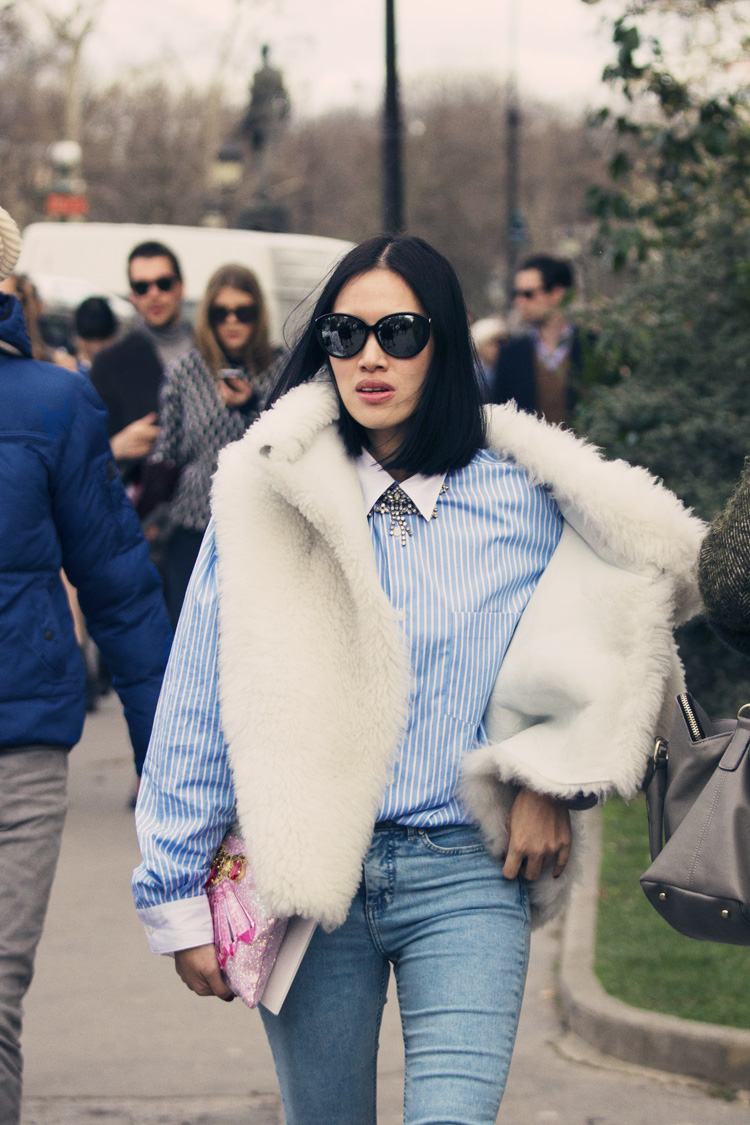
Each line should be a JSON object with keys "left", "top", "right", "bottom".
{"left": 35, "top": 0, "right": 103, "bottom": 142}
{"left": 0, "top": 7, "right": 608, "bottom": 312}
{"left": 0, "top": 4, "right": 63, "bottom": 225}
{"left": 269, "top": 80, "right": 607, "bottom": 314}
{"left": 81, "top": 80, "right": 221, "bottom": 224}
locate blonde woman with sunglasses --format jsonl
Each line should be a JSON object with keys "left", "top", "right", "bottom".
{"left": 149, "top": 262, "right": 283, "bottom": 627}
{"left": 134, "top": 235, "right": 703, "bottom": 1124}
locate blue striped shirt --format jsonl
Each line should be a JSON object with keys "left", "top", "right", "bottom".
{"left": 365, "top": 448, "right": 561, "bottom": 825}
{"left": 132, "top": 447, "right": 561, "bottom": 923}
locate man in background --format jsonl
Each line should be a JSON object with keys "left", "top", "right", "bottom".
{"left": 490, "top": 254, "right": 586, "bottom": 427}
{"left": 90, "top": 241, "right": 192, "bottom": 478}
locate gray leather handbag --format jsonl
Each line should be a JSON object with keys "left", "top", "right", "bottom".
{"left": 640, "top": 692, "right": 750, "bottom": 945}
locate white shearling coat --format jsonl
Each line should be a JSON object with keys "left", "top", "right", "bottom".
{"left": 211, "top": 379, "right": 704, "bottom": 930}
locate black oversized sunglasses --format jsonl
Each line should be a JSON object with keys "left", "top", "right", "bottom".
{"left": 209, "top": 304, "right": 259, "bottom": 326}
{"left": 130, "top": 275, "right": 178, "bottom": 296}
{"left": 314, "top": 312, "right": 431, "bottom": 360}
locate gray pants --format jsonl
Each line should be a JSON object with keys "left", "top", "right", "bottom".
{"left": 0, "top": 748, "right": 68, "bottom": 1125}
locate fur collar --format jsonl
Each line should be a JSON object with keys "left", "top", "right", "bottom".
{"left": 485, "top": 405, "right": 704, "bottom": 621}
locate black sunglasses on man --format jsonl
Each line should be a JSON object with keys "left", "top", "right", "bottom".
{"left": 131, "top": 276, "right": 178, "bottom": 296}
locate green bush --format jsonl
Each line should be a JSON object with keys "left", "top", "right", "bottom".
{"left": 579, "top": 13, "right": 750, "bottom": 714}
{"left": 577, "top": 218, "right": 750, "bottom": 715}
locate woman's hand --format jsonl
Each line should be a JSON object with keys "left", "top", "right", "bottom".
{"left": 216, "top": 377, "right": 255, "bottom": 408}
{"left": 174, "top": 944, "right": 234, "bottom": 1001}
{"left": 110, "top": 413, "right": 160, "bottom": 459}
{"left": 502, "top": 787, "right": 572, "bottom": 882}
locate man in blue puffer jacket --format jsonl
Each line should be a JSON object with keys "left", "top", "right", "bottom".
{"left": 0, "top": 289, "right": 173, "bottom": 1123}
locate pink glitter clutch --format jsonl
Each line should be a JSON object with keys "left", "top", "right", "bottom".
{"left": 205, "top": 828, "right": 288, "bottom": 1009}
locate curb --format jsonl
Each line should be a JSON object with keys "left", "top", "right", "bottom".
{"left": 557, "top": 806, "right": 750, "bottom": 1091}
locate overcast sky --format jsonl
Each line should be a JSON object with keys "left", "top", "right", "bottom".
{"left": 68, "top": 0, "right": 620, "bottom": 116}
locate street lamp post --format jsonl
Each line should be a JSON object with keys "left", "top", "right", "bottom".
{"left": 45, "top": 140, "right": 88, "bottom": 222}
{"left": 383, "top": 0, "right": 404, "bottom": 234}
{"left": 506, "top": 90, "right": 522, "bottom": 287}
{"left": 202, "top": 143, "right": 244, "bottom": 228}
{"left": 505, "top": 0, "right": 524, "bottom": 294}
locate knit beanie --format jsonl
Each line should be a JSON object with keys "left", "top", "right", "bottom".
{"left": 0, "top": 207, "right": 21, "bottom": 281}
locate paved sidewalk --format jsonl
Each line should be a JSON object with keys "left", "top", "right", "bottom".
{"left": 19, "top": 698, "right": 750, "bottom": 1123}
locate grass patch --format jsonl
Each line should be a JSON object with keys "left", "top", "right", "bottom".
{"left": 594, "top": 795, "right": 750, "bottom": 1028}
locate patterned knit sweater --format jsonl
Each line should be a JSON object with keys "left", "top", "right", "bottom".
{"left": 150, "top": 346, "right": 282, "bottom": 533}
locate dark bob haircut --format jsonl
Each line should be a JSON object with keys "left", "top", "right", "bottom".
{"left": 268, "top": 234, "right": 486, "bottom": 476}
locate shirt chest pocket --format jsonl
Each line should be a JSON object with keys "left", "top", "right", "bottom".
{"left": 443, "top": 611, "right": 514, "bottom": 727}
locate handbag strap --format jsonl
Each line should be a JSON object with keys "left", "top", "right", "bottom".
{"left": 645, "top": 716, "right": 750, "bottom": 862}
{"left": 645, "top": 739, "right": 669, "bottom": 860}
{"left": 718, "top": 720, "right": 750, "bottom": 772}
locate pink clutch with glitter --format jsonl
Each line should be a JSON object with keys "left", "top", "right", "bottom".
{"left": 205, "top": 827, "right": 288, "bottom": 1009}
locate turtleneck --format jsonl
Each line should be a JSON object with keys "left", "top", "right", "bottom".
{"left": 134, "top": 315, "right": 193, "bottom": 370}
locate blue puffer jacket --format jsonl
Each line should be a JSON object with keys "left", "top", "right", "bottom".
{"left": 0, "top": 294, "right": 172, "bottom": 772}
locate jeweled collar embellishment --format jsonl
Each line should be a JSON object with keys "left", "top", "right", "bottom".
{"left": 372, "top": 481, "right": 450, "bottom": 546}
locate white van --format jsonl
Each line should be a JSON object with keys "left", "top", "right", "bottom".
{"left": 17, "top": 222, "right": 353, "bottom": 345}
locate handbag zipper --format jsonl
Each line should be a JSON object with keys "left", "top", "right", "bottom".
{"left": 677, "top": 692, "right": 705, "bottom": 742}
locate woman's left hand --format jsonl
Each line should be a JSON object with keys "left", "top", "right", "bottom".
{"left": 216, "top": 376, "right": 255, "bottom": 407}
{"left": 502, "top": 787, "right": 572, "bottom": 881}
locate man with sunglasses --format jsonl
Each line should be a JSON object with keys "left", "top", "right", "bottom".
{"left": 489, "top": 254, "right": 587, "bottom": 427}
{"left": 126, "top": 243, "right": 191, "bottom": 359}
{"left": 91, "top": 241, "right": 193, "bottom": 475}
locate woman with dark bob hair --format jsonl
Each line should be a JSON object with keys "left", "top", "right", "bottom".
{"left": 149, "top": 262, "right": 282, "bottom": 626}
{"left": 133, "top": 235, "right": 703, "bottom": 1122}
{"left": 268, "top": 234, "right": 485, "bottom": 474}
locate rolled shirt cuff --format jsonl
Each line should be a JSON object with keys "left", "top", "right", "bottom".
{"left": 137, "top": 894, "right": 213, "bottom": 954}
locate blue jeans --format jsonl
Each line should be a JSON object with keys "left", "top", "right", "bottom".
{"left": 260, "top": 823, "right": 530, "bottom": 1125}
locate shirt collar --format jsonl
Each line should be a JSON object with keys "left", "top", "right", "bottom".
{"left": 355, "top": 449, "right": 447, "bottom": 522}
{"left": 530, "top": 321, "right": 573, "bottom": 341}
{"left": 531, "top": 322, "right": 573, "bottom": 352}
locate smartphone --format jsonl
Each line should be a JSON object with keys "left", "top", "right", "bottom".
{"left": 219, "top": 367, "right": 250, "bottom": 383}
